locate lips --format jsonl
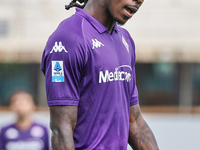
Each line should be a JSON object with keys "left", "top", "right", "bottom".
{"left": 124, "top": 5, "right": 138, "bottom": 17}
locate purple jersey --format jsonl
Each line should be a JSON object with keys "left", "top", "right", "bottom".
{"left": 41, "top": 8, "right": 139, "bottom": 150}
{"left": 0, "top": 122, "right": 49, "bottom": 150}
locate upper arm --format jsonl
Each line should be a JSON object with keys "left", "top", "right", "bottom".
{"left": 50, "top": 106, "right": 77, "bottom": 149}
{"left": 129, "top": 104, "right": 142, "bottom": 124}
{"left": 50, "top": 105, "right": 77, "bottom": 132}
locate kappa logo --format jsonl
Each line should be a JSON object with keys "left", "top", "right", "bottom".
{"left": 122, "top": 36, "right": 129, "bottom": 52}
{"left": 92, "top": 39, "right": 104, "bottom": 49}
{"left": 50, "top": 41, "right": 68, "bottom": 53}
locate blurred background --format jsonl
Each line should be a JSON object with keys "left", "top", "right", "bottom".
{"left": 0, "top": 0, "right": 200, "bottom": 149}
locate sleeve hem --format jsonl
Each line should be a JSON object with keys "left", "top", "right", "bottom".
{"left": 130, "top": 98, "right": 139, "bottom": 106}
{"left": 47, "top": 99, "right": 79, "bottom": 106}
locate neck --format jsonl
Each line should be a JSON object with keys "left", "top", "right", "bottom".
{"left": 84, "top": 0, "right": 115, "bottom": 34}
{"left": 16, "top": 116, "right": 32, "bottom": 131}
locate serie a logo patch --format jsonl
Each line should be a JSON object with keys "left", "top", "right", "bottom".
{"left": 52, "top": 61, "right": 64, "bottom": 82}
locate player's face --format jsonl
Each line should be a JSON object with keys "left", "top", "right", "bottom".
{"left": 10, "top": 93, "right": 36, "bottom": 118}
{"left": 107, "top": 0, "right": 144, "bottom": 25}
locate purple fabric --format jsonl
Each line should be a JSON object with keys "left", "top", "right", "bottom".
{"left": 41, "top": 8, "right": 139, "bottom": 150}
{"left": 0, "top": 122, "right": 49, "bottom": 150}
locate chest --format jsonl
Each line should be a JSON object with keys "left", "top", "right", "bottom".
{"left": 86, "top": 32, "right": 133, "bottom": 72}
{"left": 82, "top": 31, "right": 134, "bottom": 85}
{"left": 3, "top": 127, "right": 45, "bottom": 150}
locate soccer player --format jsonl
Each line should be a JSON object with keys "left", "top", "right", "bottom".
{"left": 0, "top": 91, "right": 49, "bottom": 150}
{"left": 41, "top": 0, "right": 159, "bottom": 149}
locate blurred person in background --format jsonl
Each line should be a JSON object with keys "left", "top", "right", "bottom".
{"left": 0, "top": 91, "right": 49, "bottom": 150}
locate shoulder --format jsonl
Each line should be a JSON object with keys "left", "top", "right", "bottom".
{"left": 32, "top": 122, "right": 48, "bottom": 131}
{"left": 48, "top": 14, "right": 86, "bottom": 48}
{"left": 55, "top": 15, "right": 83, "bottom": 37}
{"left": 42, "top": 14, "right": 90, "bottom": 68}
{"left": 29, "top": 122, "right": 49, "bottom": 138}
{"left": 0, "top": 124, "right": 15, "bottom": 132}
{"left": 43, "top": 14, "right": 89, "bottom": 59}
{"left": 0, "top": 124, "right": 18, "bottom": 139}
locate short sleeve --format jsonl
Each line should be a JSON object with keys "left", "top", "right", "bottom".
{"left": 130, "top": 66, "right": 139, "bottom": 106}
{"left": 128, "top": 33, "right": 139, "bottom": 106}
{"left": 130, "top": 84, "right": 139, "bottom": 106}
{"left": 41, "top": 29, "right": 86, "bottom": 106}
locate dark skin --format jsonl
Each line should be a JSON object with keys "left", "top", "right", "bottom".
{"left": 50, "top": 104, "right": 159, "bottom": 150}
{"left": 129, "top": 104, "right": 159, "bottom": 150}
{"left": 84, "top": 0, "right": 144, "bottom": 33}
{"left": 50, "top": 106, "right": 77, "bottom": 150}
{"left": 50, "top": 0, "right": 159, "bottom": 149}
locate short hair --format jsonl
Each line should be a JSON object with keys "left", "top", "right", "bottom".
{"left": 65, "top": 0, "right": 88, "bottom": 10}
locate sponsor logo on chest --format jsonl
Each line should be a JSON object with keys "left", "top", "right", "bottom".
{"left": 99, "top": 65, "right": 132, "bottom": 83}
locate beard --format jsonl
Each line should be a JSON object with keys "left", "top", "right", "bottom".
{"left": 113, "top": 16, "right": 129, "bottom": 26}
{"left": 114, "top": 18, "right": 125, "bottom": 26}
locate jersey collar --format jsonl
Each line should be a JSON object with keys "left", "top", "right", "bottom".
{"left": 75, "top": 8, "right": 119, "bottom": 34}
